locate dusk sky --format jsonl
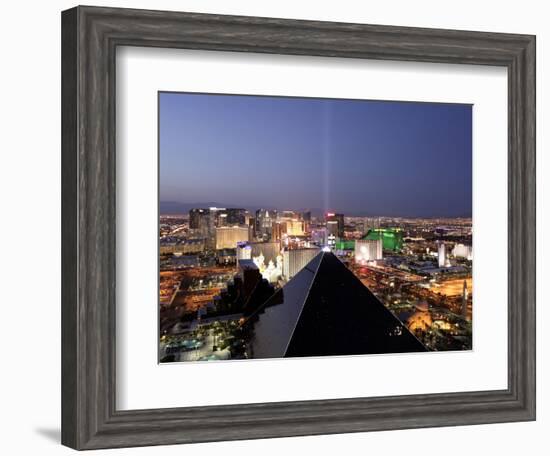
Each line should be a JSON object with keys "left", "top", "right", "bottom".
{"left": 159, "top": 92, "right": 472, "bottom": 217}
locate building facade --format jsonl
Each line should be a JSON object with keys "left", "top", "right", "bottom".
{"left": 452, "top": 243, "right": 473, "bottom": 260}
{"left": 250, "top": 241, "right": 281, "bottom": 265}
{"left": 189, "top": 208, "right": 210, "bottom": 236}
{"left": 255, "top": 209, "right": 277, "bottom": 241}
{"left": 236, "top": 241, "right": 252, "bottom": 261}
{"left": 225, "top": 208, "right": 246, "bottom": 226}
{"left": 438, "top": 242, "right": 447, "bottom": 267}
{"left": 215, "top": 226, "right": 250, "bottom": 250}
{"left": 355, "top": 239, "right": 383, "bottom": 263}
{"left": 285, "top": 219, "right": 305, "bottom": 236}
{"left": 363, "top": 228, "right": 404, "bottom": 251}
{"left": 282, "top": 248, "right": 321, "bottom": 281}
{"left": 326, "top": 212, "right": 345, "bottom": 238}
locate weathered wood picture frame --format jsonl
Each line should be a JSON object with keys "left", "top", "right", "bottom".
{"left": 61, "top": 5, "right": 536, "bottom": 450}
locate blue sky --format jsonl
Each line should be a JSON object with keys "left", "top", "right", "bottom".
{"left": 159, "top": 92, "right": 472, "bottom": 217}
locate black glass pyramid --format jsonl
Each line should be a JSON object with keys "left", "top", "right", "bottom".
{"left": 245, "top": 251, "right": 427, "bottom": 359}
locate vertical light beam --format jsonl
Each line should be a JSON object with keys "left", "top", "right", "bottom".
{"left": 322, "top": 101, "right": 332, "bottom": 214}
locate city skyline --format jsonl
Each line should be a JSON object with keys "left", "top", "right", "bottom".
{"left": 159, "top": 201, "right": 474, "bottom": 219}
{"left": 159, "top": 92, "right": 472, "bottom": 218}
{"left": 159, "top": 93, "right": 473, "bottom": 362}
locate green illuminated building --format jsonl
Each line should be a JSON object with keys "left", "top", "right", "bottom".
{"left": 334, "top": 239, "right": 356, "bottom": 251}
{"left": 332, "top": 228, "right": 404, "bottom": 252}
{"left": 363, "top": 228, "right": 403, "bottom": 251}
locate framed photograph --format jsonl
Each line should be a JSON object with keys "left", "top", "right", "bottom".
{"left": 61, "top": 6, "right": 536, "bottom": 450}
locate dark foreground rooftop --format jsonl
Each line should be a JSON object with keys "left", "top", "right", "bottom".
{"left": 244, "top": 251, "right": 427, "bottom": 359}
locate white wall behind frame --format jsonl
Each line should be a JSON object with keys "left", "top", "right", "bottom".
{"left": 116, "top": 46, "right": 508, "bottom": 411}
{"left": 2, "top": 1, "right": 546, "bottom": 456}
